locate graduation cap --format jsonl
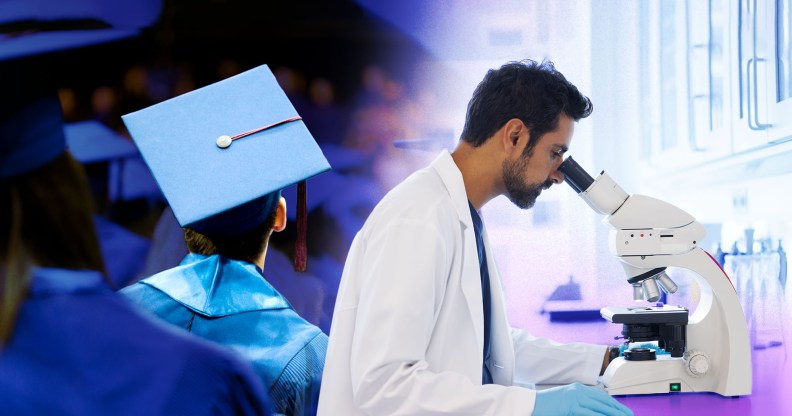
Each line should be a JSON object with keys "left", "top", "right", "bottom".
{"left": 1, "top": 0, "right": 163, "bottom": 175}
{"left": 108, "top": 156, "right": 162, "bottom": 202}
{"left": 122, "top": 64, "right": 331, "bottom": 271}
{"left": 63, "top": 121, "right": 161, "bottom": 204}
{"left": 392, "top": 131, "right": 456, "bottom": 152}
{"left": 64, "top": 121, "right": 138, "bottom": 164}
{"left": 0, "top": 0, "right": 161, "bottom": 61}
{"left": 0, "top": 93, "right": 66, "bottom": 178}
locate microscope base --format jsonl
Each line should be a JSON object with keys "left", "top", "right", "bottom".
{"left": 602, "top": 356, "right": 749, "bottom": 397}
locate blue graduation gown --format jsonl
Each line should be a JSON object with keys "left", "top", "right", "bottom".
{"left": 122, "top": 254, "right": 327, "bottom": 416}
{"left": 0, "top": 268, "right": 273, "bottom": 416}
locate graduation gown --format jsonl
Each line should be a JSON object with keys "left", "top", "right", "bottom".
{"left": 0, "top": 268, "right": 272, "bottom": 416}
{"left": 123, "top": 253, "right": 327, "bottom": 416}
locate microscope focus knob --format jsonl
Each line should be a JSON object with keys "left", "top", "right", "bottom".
{"left": 683, "top": 350, "right": 710, "bottom": 377}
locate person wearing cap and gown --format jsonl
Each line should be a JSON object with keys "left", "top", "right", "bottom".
{"left": 121, "top": 65, "right": 331, "bottom": 416}
{"left": 0, "top": 3, "right": 274, "bottom": 415}
{"left": 63, "top": 121, "right": 154, "bottom": 288}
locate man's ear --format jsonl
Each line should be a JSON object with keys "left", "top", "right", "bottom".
{"left": 272, "top": 197, "right": 287, "bottom": 233}
{"left": 501, "top": 118, "right": 526, "bottom": 152}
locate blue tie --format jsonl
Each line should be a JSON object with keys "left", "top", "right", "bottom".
{"left": 468, "top": 202, "right": 493, "bottom": 384}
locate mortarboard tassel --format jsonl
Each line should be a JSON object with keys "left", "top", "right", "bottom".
{"left": 294, "top": 180, "right": 307, "bottom": 272}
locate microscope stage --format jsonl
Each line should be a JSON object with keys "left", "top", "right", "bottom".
{"left": 601, "top": 305, "right": 689, "bottom": 324}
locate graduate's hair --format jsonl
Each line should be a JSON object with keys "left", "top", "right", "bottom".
{"left": 460, "top": 59, "right": 593, "bottom": 155}
{"left": 183, "top": 209, "right": 279, "bottom": 265}
{"left": 0, "top": 152, "right": 107, "bottom": 344}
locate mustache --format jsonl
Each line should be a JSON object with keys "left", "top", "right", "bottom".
{"left": 541, "top": 179, "right": 554, "bottom": 190}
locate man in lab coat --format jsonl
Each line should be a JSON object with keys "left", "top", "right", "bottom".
{"left": 318, "top": 60, "right": 633, "bottom": 415}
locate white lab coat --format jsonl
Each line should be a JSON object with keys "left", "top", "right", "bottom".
{"left": 318, "top": 150, "right": 606, "bottom": 415}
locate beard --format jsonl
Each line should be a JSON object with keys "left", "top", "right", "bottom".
{"left": 502, "top": 156, "right": 554, "bottom": 209}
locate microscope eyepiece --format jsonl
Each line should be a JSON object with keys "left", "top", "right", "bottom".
{"left": 558, "top": 156, "right": 595, "bottom": 194}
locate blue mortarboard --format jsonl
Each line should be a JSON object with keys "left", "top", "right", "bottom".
{"left": 1, "top": 0, "right": 162, "bottom": 176}
{"left": 0, "top": 93, "right": 66, "bottom": 179}
{"left": 65, "top": 121, "right": 138, "bottom": 164}
{"left": 63, "top": 121, "right": 162, "bottom": 202}
{"left": 122, "top": 64, "right": 331, "bottom": 269}
{"left": 392, "top": 135, "right": 456, "bottom": 152}
{"left": 108, "top": 156, "right": 163, "bottom": 202}
{"left": 0, "top": 0, "right": 161, "bottom": 61}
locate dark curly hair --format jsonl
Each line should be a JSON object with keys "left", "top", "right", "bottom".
{"left": 460, "top": 59, "right": 593, "bottom": 155}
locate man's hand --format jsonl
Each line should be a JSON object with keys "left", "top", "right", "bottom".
{"left": 533, "top": 383, "right": 633, "bottom": 416}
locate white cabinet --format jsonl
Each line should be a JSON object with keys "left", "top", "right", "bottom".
{"left": 731, "top": 0, "right": 773, "bottom": 151}
{"left": 765, "top": 0, "right": 792, "bottom": 143}
{"left": 639, "top": 0, "right": 734, "bottom": 172}
{"left": 642, "top": 0, "right": 691, "bottom": 171}
{"left": 640, "top": 0, "right": 792, "bottom": 172}
{"left": 731, "top": 0, "right": 792, "bottom": 151}
{"left": 688, "top": 0, "right": 735, "bottom": 157}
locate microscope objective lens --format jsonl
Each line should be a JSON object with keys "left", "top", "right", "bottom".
{"left": 642, "top": 278, "right": 661, "bottom": 302}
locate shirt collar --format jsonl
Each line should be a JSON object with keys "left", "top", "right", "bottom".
{"left": 468, "top": 200, "right": 484, "bottom": 233}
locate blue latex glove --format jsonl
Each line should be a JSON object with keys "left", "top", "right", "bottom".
{"left": 534, "top": 383, "right": 633, "bottom": 416}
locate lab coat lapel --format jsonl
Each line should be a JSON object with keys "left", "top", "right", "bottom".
{"left": 431, "top": 150, "right": 485, "bottom": 357}
{"left": 481, "top": 226, "right": 516, "bottom": 384}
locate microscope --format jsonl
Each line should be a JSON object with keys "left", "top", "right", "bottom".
{"left": 558, "top": 157, "right": 751, "bottom": 397}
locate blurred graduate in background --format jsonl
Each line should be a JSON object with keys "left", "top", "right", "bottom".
{"left": 122, "top": 65, "right": 331, "bottom": 416}
{"left": 0, "top": 1, "right": 275, "bottom": 414}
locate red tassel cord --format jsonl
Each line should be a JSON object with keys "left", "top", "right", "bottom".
{"left": 294, "top": 180, "right": 307, "bottom": 272}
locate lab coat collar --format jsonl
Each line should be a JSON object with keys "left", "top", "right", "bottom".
{"left": 141, "top": 253, "right": 290, "bottom": 317}
{"left": 432, "top": 150, "right": 488, "bottom": 360}
{"left": 431, "top": 150, "right": 516, "bottom": 384}
{"left": 431, "top": 150, "right": 473, "bottom": 230}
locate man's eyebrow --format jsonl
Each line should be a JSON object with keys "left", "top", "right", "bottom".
{"left": 553, "top": 144, "right": 569, "bottom": 153}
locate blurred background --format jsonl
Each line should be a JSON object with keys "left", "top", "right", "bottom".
{"left": 18, "top": 0, "right": 790, "bottom": 353}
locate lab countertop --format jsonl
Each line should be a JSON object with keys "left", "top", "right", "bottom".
{"left": 516, "top": 319, "right": 790, "bottom": 416}
{"left": 615, "top": 345, "right": 788, "bottom": 416}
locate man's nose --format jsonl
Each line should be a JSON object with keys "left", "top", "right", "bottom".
{"left": 549, "top": 169, "right": 565, "bottom": 185}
